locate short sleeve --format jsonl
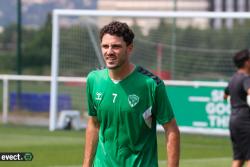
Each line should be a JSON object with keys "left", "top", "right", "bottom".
{"left": 155, "top": 83, "right": 174, "bottom": 125}
{"left": 86, "top": 73, "right": 97, "bottom": 116}
{"left": 243, "top": 76, "right": 250, "bottom": 92}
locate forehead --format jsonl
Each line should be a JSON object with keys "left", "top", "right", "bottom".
{"left": 101, "top": 34, "right": 125, "bottom": 44}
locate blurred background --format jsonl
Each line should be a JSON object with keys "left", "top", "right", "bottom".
{"left": 1, "top": 0, "right": 250, "bottom": 130}
{"left": 1, "top": 1, "right": 250, "bottom": 166}
{"left": 1, "top": 0, "right": 250, "bottom": 80}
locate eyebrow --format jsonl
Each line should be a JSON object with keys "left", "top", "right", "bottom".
{"left": 101, "top": 44, "right": 122, "bottom": 48}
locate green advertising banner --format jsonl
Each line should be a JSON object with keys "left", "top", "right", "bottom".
{"left": 166, "top": 85, "right": 230, "bottom": 135}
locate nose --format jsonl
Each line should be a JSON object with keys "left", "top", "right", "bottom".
{"left": 107, "top": 46, "right": 114, "bottom": 55}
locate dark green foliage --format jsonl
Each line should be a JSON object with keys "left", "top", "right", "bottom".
{"left": 1, "top": 17, "right": 250, "bottom": 80}
{"left": 22, "top": 14, "right": 52, "bottom": 74}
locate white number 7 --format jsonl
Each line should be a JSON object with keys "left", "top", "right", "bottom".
{"left": 112, "top": 93, "right": 118, "bottom": 103}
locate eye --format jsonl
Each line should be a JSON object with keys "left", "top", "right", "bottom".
{"left": 112, "top": 44, "right": 122, "bottom": 49}
{"left": 101, "top": 44, "right": 109, "bottom": 49}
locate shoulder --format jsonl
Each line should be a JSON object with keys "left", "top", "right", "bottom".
{"left": 135, "top": 66, "right": 163, "bottom": 86}
{"left": 243, "top": 74, "right": 250, "bottom": 80}
{"left": 235, "top": 73, "right": 250, "bottom": 84}
{"left": 87, "top": 69, "right": 107, "bottom": 83}
{"left": 243, "top": 75, "right": 250, "bottom": 84}
{"left": 229, "top": 73, "right": 247, "bottom": 83}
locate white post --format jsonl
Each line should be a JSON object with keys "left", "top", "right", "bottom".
{"left": 226, "top": 0, "right": 233, "bottom": 29}
{"left": 214, "top": 0, "right": 222, "bottom": 29}
{"left": 157, "top": 43, "right": 163, "bottom": 76}
{"left": 2, "top": 76, "right": 8, "bottom": 124}
{"left": 49, "top": 12, "right": 59, "bottom": 131}
{"left": 238, "top": 0, "right": 245, "bottom": 24}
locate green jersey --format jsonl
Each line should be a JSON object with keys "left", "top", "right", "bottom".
{"left": 86, "top": 66, "right": 174, "bottom": 167}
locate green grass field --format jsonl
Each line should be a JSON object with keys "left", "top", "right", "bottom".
{"left": 0, "top": 124, "right": 232, "bottom": 167}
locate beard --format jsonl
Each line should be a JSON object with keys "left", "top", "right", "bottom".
{"left": 105, "top": 53, "right": 127, "bottom": 70}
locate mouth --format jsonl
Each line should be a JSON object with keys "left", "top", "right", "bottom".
{"left": 105, "top": 55, "right": 117, "bottom": 63}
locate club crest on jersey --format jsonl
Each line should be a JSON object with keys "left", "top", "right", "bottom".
{"left": 128, "top": 94, "right": 139, "bottom": 107}
{"left": 95, "top": 92, "right": 102, "bottom": 101}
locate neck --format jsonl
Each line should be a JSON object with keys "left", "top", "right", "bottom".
{"left": 238, "top": 68, "right": 249, "bottom": 75}
{"left": 109, "top": 63, "right": 135, "bottom": 80}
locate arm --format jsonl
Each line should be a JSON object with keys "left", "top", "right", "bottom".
{"left": 82, "top": 116, "right": 100, "bottom": 167}
{"left": 243, "top": 78, "right": 250, "bottom": 106}
{"left": 247, "top": 89, "right": 250, "bottom": 106}
{"left": 162, "top": 118, "right": 180, "bottom": 167}
{"left": 223, "top": 86, "right": 229, "bottom": 101}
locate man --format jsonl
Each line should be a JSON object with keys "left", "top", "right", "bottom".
{"left": 83, "top": 21, "right": 180, "bottom": 167}
{"left": 224, "top": 49, "right": 250, "bottom": 167}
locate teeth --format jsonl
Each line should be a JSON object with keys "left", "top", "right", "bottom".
{"left": 107, "top": 58, "right": 116, "bottom": 60}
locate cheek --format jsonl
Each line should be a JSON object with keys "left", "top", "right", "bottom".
{"left": 101, "top": 48, "right": 105, "bottom": 53}
{"left": 113, "top": 49, "right": 123, "bottom": 56}
{"left": 101, "top": 48, "right": 109, "bottom": 55}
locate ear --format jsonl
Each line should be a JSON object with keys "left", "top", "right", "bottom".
{"left": 246, "top": 60, "right": 250, "bottom": 66}
{"left": 127, "top": 44, "right": 133, "bottom": 54}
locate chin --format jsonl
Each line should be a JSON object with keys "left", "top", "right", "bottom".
{"left": 107, "top": 66, "right": 119, "bottom": 70}
{"left": 106, "top": 64, "right": 119, "bottom": 69}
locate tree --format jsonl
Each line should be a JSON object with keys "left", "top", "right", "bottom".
{"left": 22, "top": 13, "right": 52, "bottom": 74}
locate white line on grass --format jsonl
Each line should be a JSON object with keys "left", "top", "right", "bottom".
{"left": 48, "top": 157, "right": 231, "bottom": 167}
{"left": 49, "top": 165, "right": 80, "bottom": 167}
{"left": 159, "top": 157, "right": 231, "bottom": 164}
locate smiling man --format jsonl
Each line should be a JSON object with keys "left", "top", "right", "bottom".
{"left": 82, "top": 21, "right": 180, "bottom": 167}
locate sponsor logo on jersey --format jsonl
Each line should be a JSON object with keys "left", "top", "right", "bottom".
{"left": 128, "top": 94, "right": 139, "bottom": 107}
{"left": 95, "top": 92, "right": 103, "bottom": 101}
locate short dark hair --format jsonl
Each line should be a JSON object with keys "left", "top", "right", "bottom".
{"left": 233, "top": 49, "right": 250, "bottom": 68}
{"left": 99, "top": 21, "right": 134, "bottom": 45}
